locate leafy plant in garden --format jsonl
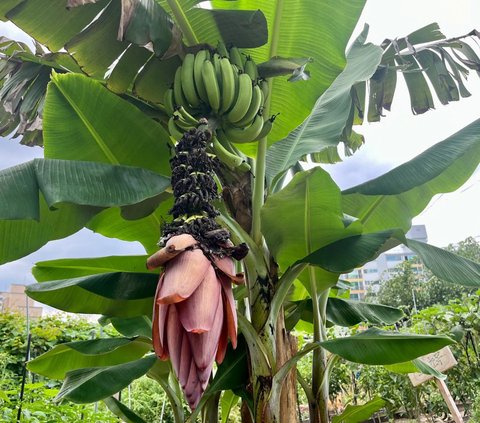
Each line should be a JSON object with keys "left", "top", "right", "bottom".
{"left": 0, "top": 312, "right": 109, "bottom": 377}
{"left": 1, "top": 380, "right": 118, "bottom": 423}
{"left": 1, "top": 1, "right": 480, "bottom": 422}
{"left": 328, "top": 293, "right": 480, "bottom": 419}
{"left": 0, "top": 312, "right": 119, "bottom": 422}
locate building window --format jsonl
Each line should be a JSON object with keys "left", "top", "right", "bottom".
{"left": 346, "top": 270, "right": 362, "bottom": 278}
{"left": 386, "top": 254, "right": 402, "bottom": 261}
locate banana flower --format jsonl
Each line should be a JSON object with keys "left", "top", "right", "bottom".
{"left": 147, "top": 233, "right": 244, "bottom": 409}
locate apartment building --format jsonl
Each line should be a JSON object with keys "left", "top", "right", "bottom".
{"left": 0, "top": 283, "right": 43, "bottom": 317}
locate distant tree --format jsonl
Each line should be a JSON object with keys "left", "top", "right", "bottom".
{"left": 376, "top": 260, "right": 429, "bottom": 312}
{"left": 423, "top": 237, "right": 480, "bottom": 306}
{"left": 446, "top": 236, "right": 480, "bottom": 262}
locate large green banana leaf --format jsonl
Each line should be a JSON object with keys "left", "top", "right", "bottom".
{"left": 0, "top": 159, "right": 170, "bottom": 220}
{"left": 40, "top": 72, "right": 175, "bottom": 250}
{"left": 267, "top": 24, "right": 480, "bottom": 178}
{"left": 342, "top": 118, "right": 480, "bottom": 233}
{"left": 0, "top": 159, "right": 169, "bottom": 264}
{"left": 26, "top": 272, "right": 158, "bottom": 317}
{"left": 285, "top": 297, "right": 403, "bottom": 330}
{"left": 278, "top": 228, "right": 480, "bottom": 320}
{"left": 33, "top": 255, "right": 153, "bottom": 282}
{"left": 55, "top": 355, "right": 158, "bottom": 403}
{"left": 298, "top": 230, "right": 480, "bottom": 288}
{"left": 43, "top": 72, "right": 172, "bottom": 175}
{"left": 28, "top": 337, "right": 152, "bottom": 379}
{"left": 405, "top": 238, "right": 480, "bottom": 287}
{"left": 297, "top": 230, "right": 396, "bottom": 273}
{"left": 320, "top": 328, "right": 453, "bottom": 365}
{"left": 1, "top": 0, "right": 108, "bottom": 50}
{"left": 261, "top": 167, "right": 363, "bottom": 271}
{"left": 2, "top": 0, "right": 173, "bottom": 77}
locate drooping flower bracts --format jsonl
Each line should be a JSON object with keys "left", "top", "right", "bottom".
{"left": 147, "top": 127, "right": 247, "bottom": 409}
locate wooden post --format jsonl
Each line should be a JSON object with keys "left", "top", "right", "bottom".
{"left": 408, "top": 347, "right": 463, "bottom": 423}
{"left": 434, "top": 378, "right": 463, "bottom": 423}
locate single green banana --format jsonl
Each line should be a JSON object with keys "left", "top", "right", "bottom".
{"left": 219, "top": 58, "right": 235, "bottom": 114}
{"left": 163, "top": 88, "right": 175, "bottom": 116}
{"left": 244, "top": 56, "right": 258, "bottom": 80}
{"left": 172, "top": 113, "right": 193, "bottom": 131}
{"left": 212, "top": 136, "right": 244, "bottom": 170}
{"left": 231, "top": 64, "right": 240, "bottom": 99}
{"left": 215, "top": 127, "right": 232, "bottom": 146}
{"left": 181, "top": 53, "right": 200, "bottom": 108}
{"left": 216, "top": 40, "right": 229, "bottom": 58}
{"left": 257, "top": 114, "right": 278, "bottom": 139}
{"left": 194, "top": 50, "right": 209, "bottom": 104}
{"left": 202, "top": 60, "right": 221, "bottom": 112}
{"left": 173, "top": 66, "right": 188, "bottom": 110}
{"left": 168, "top": 116, "right": 185, "bottom": 141}
{"left": 237, "top": 161, "right": 252, "bottom": 173}
{"left": 175, "top": 106, "right": 199, "bottom": 126}
{"left": 227, "top": 73, "right": 253, "bottom": 123}
{"left": 229, "top": 47, "right": 244, "bottom": 72}
{"left": 212, "top": 53, "right": 222, "bottom": 87}
{"left": 233, "top": 83, "right": 263, "bottom": 127}
{"left": 224, "top": 113, "right": 264, "bottom": 143}
{"left": 259, "top": 78, "right": 269, "bottom": 106}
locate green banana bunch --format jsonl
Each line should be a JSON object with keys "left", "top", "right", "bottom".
{"left": 166, "top": 44, "right": 277, "bottom": 145}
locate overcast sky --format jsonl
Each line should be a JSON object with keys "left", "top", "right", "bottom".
{"left": 1, "top": 1, "right": 480, "bottom": 290}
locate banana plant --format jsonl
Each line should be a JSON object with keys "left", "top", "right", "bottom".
{"left": 1, "top": 1, "right": 480, "bottom": 422}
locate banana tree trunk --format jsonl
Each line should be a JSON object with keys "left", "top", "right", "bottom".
{"left": 249, "top": 295, "right": 300, "bottom": 423}
{"left": 308, "top": 346, "right": 330, "bottom": 423}
{"left": 275, "top": 312, "right": 299, "bottom": 423}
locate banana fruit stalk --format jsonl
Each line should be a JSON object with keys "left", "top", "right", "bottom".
{"left": 165, "top": 44, "right": 276, "bottom": 146}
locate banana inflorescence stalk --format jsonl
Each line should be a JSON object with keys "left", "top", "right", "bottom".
{"left": 164, "top": 42, "right": 277, "bottom": 152}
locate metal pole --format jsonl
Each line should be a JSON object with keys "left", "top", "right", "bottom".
{"left": 94, "top": 325, "right": 104, "bottom": 415}
{"left": 25, "top": 294, "right": 30, "bottom": 340}
{"left": 159, "top": 395, "right": 166, "bottom": 423}
{"left": 16, "top": 333, "right": 32, "bottom": 422}
{"left": 412, "top": 288, "right": 418, "bottom": 314}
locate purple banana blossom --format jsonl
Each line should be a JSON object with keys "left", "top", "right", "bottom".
{"left": 147, "top": 233, "right": 244, "bottom": 409}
